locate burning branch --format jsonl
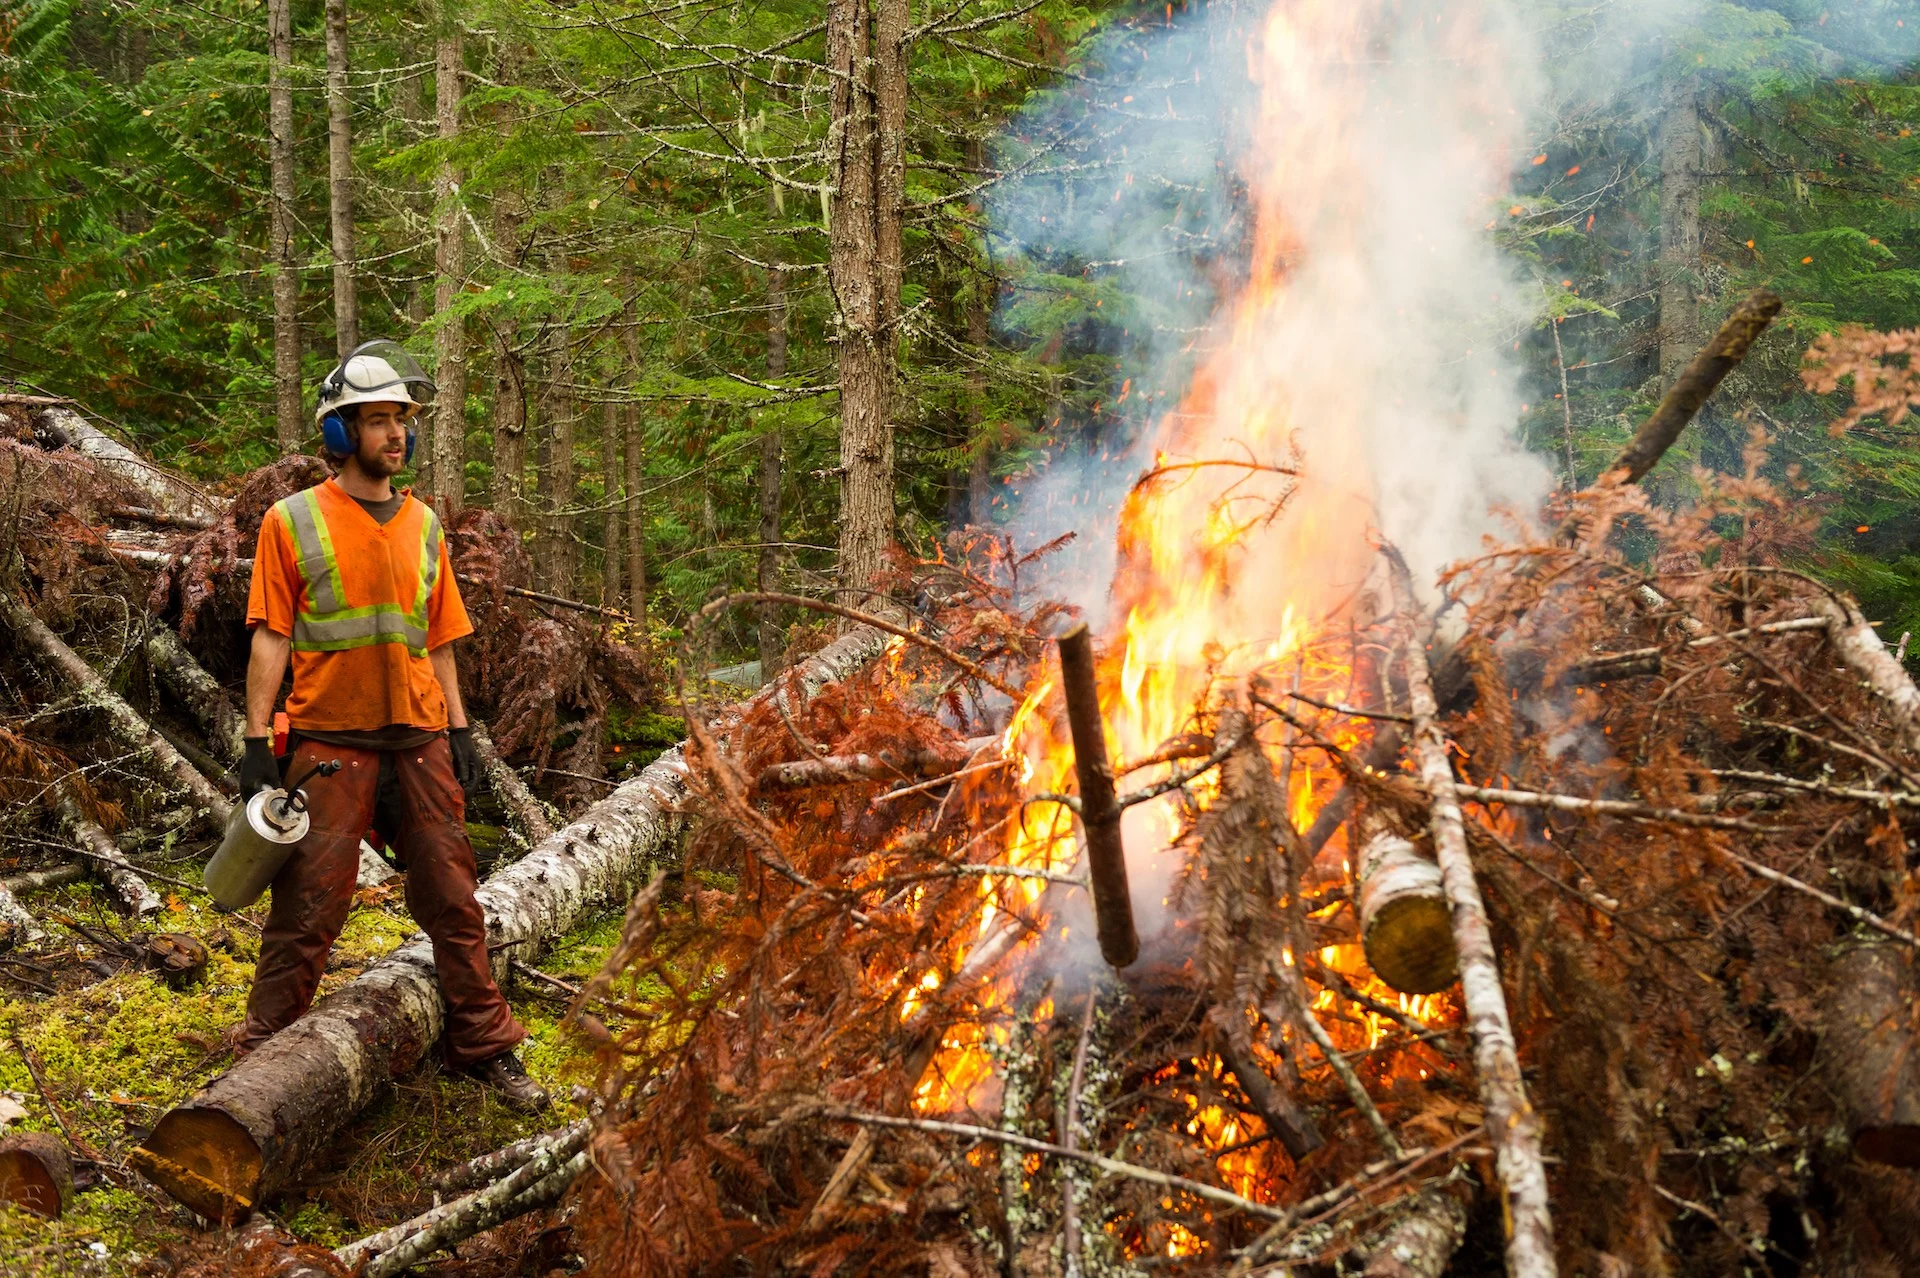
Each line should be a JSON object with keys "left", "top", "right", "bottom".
{"left": 1056, "top": 622, "right": 1138, "bottom": 968}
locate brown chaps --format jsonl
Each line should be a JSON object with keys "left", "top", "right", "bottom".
{"left": 238, "top": 736, "right": 525, "bottom": 1068}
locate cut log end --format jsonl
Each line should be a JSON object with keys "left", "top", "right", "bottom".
{"left": 1358, "top": 833, "right": 1460, "bottom": 996}
{"left": 0, "top": 1132, "right": 75, "bottom": 1219}
{"left": 132, "top": 1105, "right": 261, "bottom": 1223}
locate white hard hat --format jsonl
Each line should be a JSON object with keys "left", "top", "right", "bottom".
{"left": 314, "top": 339, "right": 437, "bottom": 423}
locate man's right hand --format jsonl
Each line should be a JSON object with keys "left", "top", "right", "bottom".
{"left": 240, "top": 737, "right": 282, "bottom": 796}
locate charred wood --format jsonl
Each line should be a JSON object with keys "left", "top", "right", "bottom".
{"left": 1057, "top": 622, "right": 1137, "bottom": 968}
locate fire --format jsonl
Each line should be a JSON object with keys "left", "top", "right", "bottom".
{"left": 908, "top": 0, "right": 1514, "bottom": 1247}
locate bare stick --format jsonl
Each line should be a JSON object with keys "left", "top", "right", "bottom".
{"left": 335, "top": 1124, "right": 589, "bottom": 1275}
{"left": 1296, "top": 992, "right": 1402, "bottom": 1158}
{"left": 1568, "top": 615, "right": 1829, "bottom": 683}
{"left": 56, "top": 794, "right": 161, "bottom": 916}
{"left": 429, "top": 1119, "right": 591, "bottom": 1197}
{"left": 1597, "top": 289, "right": 1782, "bottom": 487}
{"left": 829, "top": 1109, "right": 1295, "bottom": 1221}
{"left": 1387, "top": 551, "right": 1557, "bottom": 1278}
{"left": 1454, "top": 785, "right": 1771, "bottom": 832}
{"left": 756, "top": 748, "right": 961, "bottom": 790}
{"left": 1057, "top": 623, "right": 1137, "bottom": 967}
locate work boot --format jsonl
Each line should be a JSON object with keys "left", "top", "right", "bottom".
{"left": 467, "top": 1050, "right": 550, "bottom": 1112}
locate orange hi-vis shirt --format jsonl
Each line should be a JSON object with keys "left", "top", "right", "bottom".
{"left": 246, "top": 479, "right": 473, "bottom": 733}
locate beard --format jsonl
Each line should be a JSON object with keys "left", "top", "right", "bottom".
{"left": 355, "top": 438, "right": 408, "bottom": 479}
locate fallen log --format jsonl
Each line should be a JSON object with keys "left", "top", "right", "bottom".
{"left": 56, "top": 794, "right": 161, "bottom": 917}
{"left": 1389, "top": 551, "right": 1557, "bottom": 1278}
{"left": 0, "top": 1131, "right": 75, "bottom": 1218}
{"left": 1822, "top": 934, "right": 1920, "bottom": 1168}
{"left": 147, "top": 623, "right": 246, "bottom": 763}
{"left": 30, "top": 405, "right": 222, "bottom": 523}
{"left": 0, "top": 590, "right": 230, "bottom": 827}
{"left": 1362, "top": 1188, "right": 1467, "bottom": 1278}
{"left": 132, "top": 626, "right": 891, "bottom": 1221}
{"left": 1814, "top": 592, "right": 1920, "bottom": 762}
{"left": 471, "top": 719, "right": 554, "bottom": 846}
{"left": 1356, "top": 828, "right": 1457, "bottom": 996}
{"left": 0, "top": 884, "right": 43, "bottom": 945}
{"left": 0, "top": 865, "right": 86, "bottom": 897}
{"left": 335, "top": 1123, "right": 590, "bottom": 1276}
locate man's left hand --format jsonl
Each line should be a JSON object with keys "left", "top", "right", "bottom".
{"left": 449, "top": 726, "right": 480, "bottom": 793}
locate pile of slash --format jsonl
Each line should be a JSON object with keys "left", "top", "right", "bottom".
{"left": 554, "top": 321, "right": 1920, "bottom": 1275}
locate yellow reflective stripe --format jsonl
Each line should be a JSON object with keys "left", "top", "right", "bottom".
{"left": 283, "top": 491, "right": 440, "bottom": 658}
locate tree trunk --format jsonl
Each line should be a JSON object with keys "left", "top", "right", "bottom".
{"left": 759, "top": 244, "right": 787, "bottom": 672}
{"left": 430, "top": 19, "right": 467, "bottom": 514}
{"left": 618, "top": 279, "right": 647, "bottom": 621}
{"left": 32, "top": 406, "right": 221, "bottom": 523}
{"left": 965, "top": 136, "right": 994, "bottom": 525}
{"left": 536, "top": 326, "right": 576, "bottom": 596}
{"left": 267, "top": 0, "right": 302, "bottom": 454}
{"left": 624, "top": 405, "right": 645, "bottom": 621}
{"left": 1657, "top": 76, "right": 1704, "bottom": 393}
{"left": 0, "top": 591, "right": 230, "bottom": 827}
{"left": 132, "top": 627, "right": 890, "bottom": 1222}
{"left": 601, "top": 402, "right": 621, "bottom": 608}
{"left": 826, "top": 0, "right": 906, "bottom": 596}
{"left": 323, "top": 0, "right": 358, "bottom": 358}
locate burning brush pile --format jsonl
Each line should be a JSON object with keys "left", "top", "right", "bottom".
{"left": 562, "top": 397, "right": 1920, "bottom": 1276}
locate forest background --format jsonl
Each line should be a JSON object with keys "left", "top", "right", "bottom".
{"left": 4, "top": 0, "right": 1920, "bottom": 663}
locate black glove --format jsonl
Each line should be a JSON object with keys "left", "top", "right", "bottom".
{"left": 239, "top": 736, "right": 281, "bottom": 797}
{"left": 448, "top": 726, "right": 480, "bottom": 794}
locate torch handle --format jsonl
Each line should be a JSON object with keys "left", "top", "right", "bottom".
{"left": 1058, "top": 623, "right": 1139, "bottom": 968}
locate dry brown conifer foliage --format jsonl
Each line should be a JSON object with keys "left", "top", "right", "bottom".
{"left": 566, "top": 464, "right": 1920, "bottom": 1276}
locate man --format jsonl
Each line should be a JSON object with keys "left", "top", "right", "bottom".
{"left": 237, "top": 339, "right": 547, "bottom": 1111}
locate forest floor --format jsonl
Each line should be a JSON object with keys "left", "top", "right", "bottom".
{"left": 0, "top": 806, "right": 659, "bottom": 1277}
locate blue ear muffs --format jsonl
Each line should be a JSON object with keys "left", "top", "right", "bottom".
{"left": 321, "top": 410, "right": 418, "bottom": 465}
{"left": 320, "top": 410, "right": 352, "bottom": 457}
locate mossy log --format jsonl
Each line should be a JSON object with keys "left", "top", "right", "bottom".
{"left": 471, "top": 719, "right": 554, "bottom": 846}
{"left": 0, "top": 590, "right": 230, "bottom": 828}
{"left": 132, "top": 627, "right": 890, "bottom": 1221}
{"left": 0, "top": 1131, "right": 75, "bottom": 1218}
{"left": 146, "top": 623, "right": 246, "bottom": 763}
{"left": 56, "top": 795, "right": 161, "bottom": 917}
{"left": 1824, "top": 935, "right": 1920, "bottom": 1168}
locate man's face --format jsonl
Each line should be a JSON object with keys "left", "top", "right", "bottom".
{"left": 352, "top": 402, "right": 412, "bottom": 478}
